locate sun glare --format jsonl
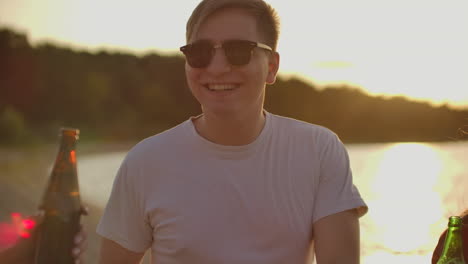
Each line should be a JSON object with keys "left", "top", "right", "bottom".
{"left": 364, "top": 143, "right": 444, "bottom": 257}
{"left": 272, "top": 0, "right": 468, "bottom": 108}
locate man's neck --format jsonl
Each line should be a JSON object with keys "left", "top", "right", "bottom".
{"left": 193, "top": 109, "right": 266, "bottom": 146}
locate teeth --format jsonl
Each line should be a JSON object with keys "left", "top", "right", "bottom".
{"left": 207, "top": 84, "right": 238, "bottom": 91}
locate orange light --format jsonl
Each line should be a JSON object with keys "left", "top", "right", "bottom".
{"left": 70, "top": 150, "right": 76, "bottom": 163}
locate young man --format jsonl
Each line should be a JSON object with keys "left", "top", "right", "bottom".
{"left": 97, "top": 0, "right": 368, "bottom": 263}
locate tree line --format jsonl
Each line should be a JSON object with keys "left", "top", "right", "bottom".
{"left": 1, "top": 28, "right": 467, "bottom": 145}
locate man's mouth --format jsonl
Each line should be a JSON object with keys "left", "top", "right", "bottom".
{"left": 205, "top": 84, "right": 239, "bottom": 91}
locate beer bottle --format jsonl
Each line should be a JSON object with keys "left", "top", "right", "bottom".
{"left": 437, "top": 216, "right": 466, "bottom": 264}
{"left": 34, "top": 128, "right": 83, "bottom": 264}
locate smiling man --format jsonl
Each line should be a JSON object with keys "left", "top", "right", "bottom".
{"left": 97, "top": 0, "right": 367, "bottom": 263}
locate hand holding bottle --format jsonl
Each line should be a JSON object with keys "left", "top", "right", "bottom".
{"left": 434, "top": 215, "right": 467, "bottom": 264}
{"left": 34, "top": 128, "right": 85, "bottom": 263}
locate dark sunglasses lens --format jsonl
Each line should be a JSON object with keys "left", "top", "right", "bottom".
{"left": 185, "top": 42, "right": 213, "bottom": 68}
{"left": 224, "top": 41, "right": 253, "bottom": 66}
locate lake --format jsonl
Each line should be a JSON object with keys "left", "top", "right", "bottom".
{"left": 2, "top": 141, "right": 467, "bottom": 263}
{"left": 346, "top": 142, "right": 467, "bottom": 263}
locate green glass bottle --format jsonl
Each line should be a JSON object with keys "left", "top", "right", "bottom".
{"left": 34, "top": 128, "right": 83, "bottom": 264}
{"left": 437, "top": 216, "right": 466, "bottom": 264}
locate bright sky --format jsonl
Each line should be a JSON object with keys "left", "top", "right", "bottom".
{"left": 1, "top": 0, "right": 467, "bottom": 108}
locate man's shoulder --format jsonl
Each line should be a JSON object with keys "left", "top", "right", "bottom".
{"left": 126, "top": 120, "right": 191, "bottom": 158}
{"left": 269, "top": 113, "right": 336, "bottom": 138}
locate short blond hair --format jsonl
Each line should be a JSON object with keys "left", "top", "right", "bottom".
{"left": 186, "top": 0, "right": 280, "bottom": 51}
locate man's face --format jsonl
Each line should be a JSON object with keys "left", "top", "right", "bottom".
{"left": 184, "top": 7, "right": 279, "bottom": 117}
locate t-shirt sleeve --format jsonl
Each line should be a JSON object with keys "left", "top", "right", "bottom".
{"left": 96, "top": 159, "right": 153, "bottom": 253}
{"left": 312, "top": 132, "right": 368, "bottom": 224}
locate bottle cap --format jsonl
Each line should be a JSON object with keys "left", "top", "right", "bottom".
{"left": 448, "top": 216, "right": 462, "bottom": 227}
{"left": 60, "top": 127, "right": 80, "bottom": 139}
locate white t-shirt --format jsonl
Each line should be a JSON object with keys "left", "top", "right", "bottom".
{"left": 97, "top": 111, "right": 367, "bottom": 264}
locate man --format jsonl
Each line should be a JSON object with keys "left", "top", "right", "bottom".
{"left": 97, "top": 0, "right": 368, "bottom": 263}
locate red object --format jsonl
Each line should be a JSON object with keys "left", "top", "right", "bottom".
{"left": 0, "top": 213, "right": 24, "bottom": 250}
{"left": 0, "top": 212, "right": 37, "bottom": 250}
{"left": 23, "top": 219, "right": 35, "bottom": 230}
{"left": 0, "top": 222, "right": 19, "bottom": 250}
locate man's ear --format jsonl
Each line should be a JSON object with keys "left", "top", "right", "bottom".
{"left": 266, "top": 51, "right": 280, "bottom": 85}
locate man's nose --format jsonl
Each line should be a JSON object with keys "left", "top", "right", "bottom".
{"left": 205, "top": 48, "right": 231, "bottom": 74}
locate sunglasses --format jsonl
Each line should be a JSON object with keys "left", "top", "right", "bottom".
{"left": 180, "top": 39, "right": 273, "bottom": 68}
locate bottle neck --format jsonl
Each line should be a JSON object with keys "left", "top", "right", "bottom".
{"left": 442, "top": 227, "right": 463, "bottom": 252}
{"left": 40, "top": 129, "right": 81, "bottom": 213}
{"left": 59, "top": 128, "right": 79, "bottom": 152}
{"left": 56, "top": 135, "right": 77, "bottom": 166}
{"left": 60, "top": 135, "right": 77, "bottom": 151}
{"left": 439, "top": 219, "right": 466, "bottom": 263}
{"left": 46, "top": 133, "right": 79, "bottom": 194}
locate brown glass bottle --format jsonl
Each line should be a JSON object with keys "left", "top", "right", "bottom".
{"left": 34, "top": 128, "right": 82, "bottom": 264}
{"left": 437, "top": 216, "right": 466, "bottom": 264}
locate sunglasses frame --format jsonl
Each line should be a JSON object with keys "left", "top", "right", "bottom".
{"left": 180, "top": 39, "right": 273, "bottom": 68}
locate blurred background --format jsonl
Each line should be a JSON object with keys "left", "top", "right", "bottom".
{"left": 0, "top": 0, "right": 467, "bottom": 263}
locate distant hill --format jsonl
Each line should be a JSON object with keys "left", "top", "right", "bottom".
{"left": 1, "top": 28, "right": 467, "bottom": 144}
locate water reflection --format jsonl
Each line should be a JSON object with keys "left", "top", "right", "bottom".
{"left": 78, "top": 152, "right": 126, "bottom": 205}
{"left": 371, "top": 143, "right": 443, "bottom": 250}
{"left": 353, "top": 142, "right": 467, "bottom": 264}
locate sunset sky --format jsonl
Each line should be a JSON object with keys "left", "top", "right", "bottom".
{"left": 1, "top": 0, "right": 467, "bottom": 108}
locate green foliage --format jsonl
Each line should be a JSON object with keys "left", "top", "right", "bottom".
{"left": 0, "top": 106, "right": 28, "bottom": 144}
{"left": 1, "top": 27, "right": 467, "bottom": 145}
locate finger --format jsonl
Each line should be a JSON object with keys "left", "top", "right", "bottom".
{"left": 74, "top": 231, "right": 84, "bottom": 245}
{"left": 80, "top": 206, "right": 89, "bottom": 216}
{"left": 72, "top": 240, "right": 87, "bottom": 263}
{"left": 75, "top": 253, "right": 84, "bottom": 264}
{"left": 76, "top": 240, "right": 87, "bottom": 255}
{"left": 72, "top": 246, "right": 81, "bottom": 256}
{"left": 74, "top": 224, "right": 87, "bottom": 245}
